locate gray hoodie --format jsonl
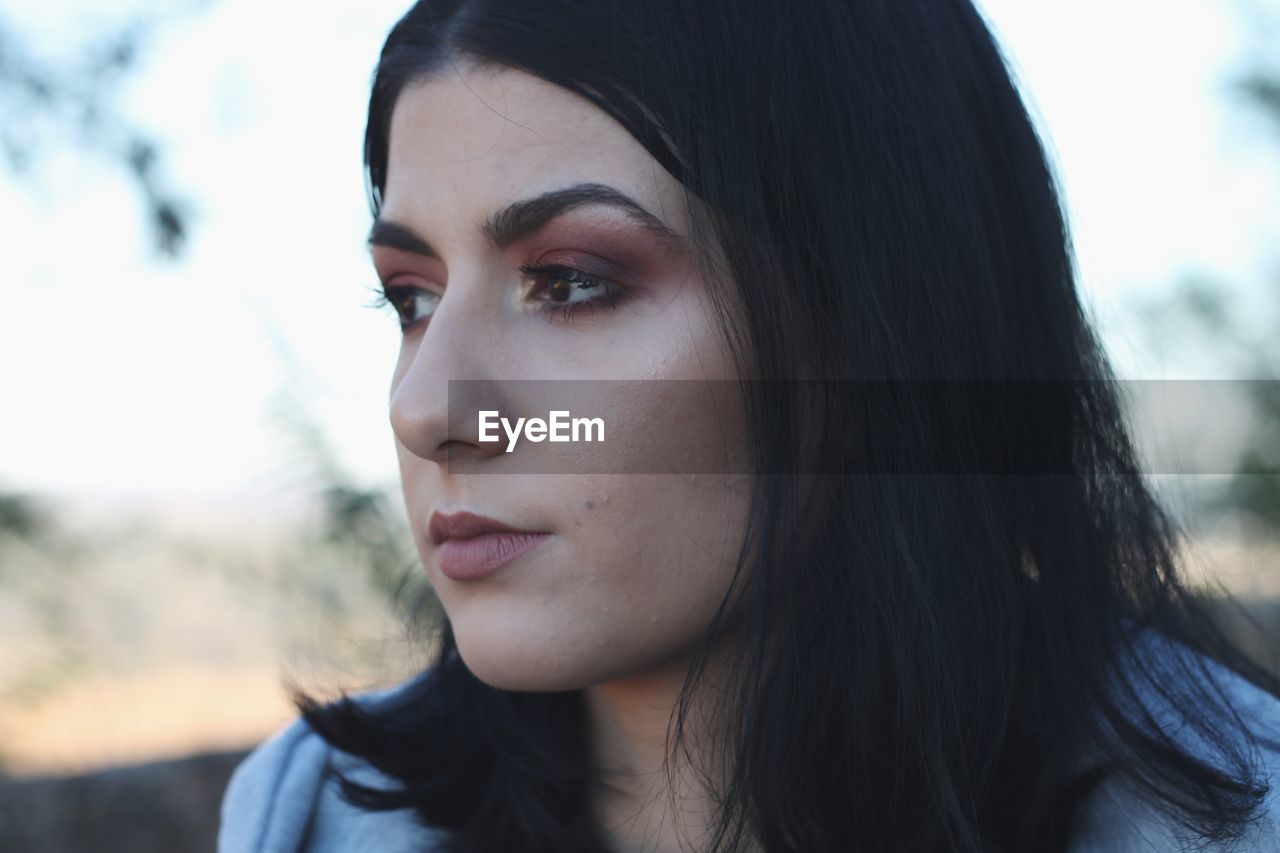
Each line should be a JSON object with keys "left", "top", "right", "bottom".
{"left": 218, "top": 628, "right": 1280, "bottom": 852}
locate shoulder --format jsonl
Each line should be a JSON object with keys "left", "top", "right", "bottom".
{"left": 1066, "top": 625, "right": 1280, "bottom": 852}
{"left": 217, "top": 671, "right": 451, "bottom": 853}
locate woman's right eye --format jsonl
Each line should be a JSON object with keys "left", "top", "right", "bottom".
{"left": 365, "top": 283, "right": 441, "bottom": 331}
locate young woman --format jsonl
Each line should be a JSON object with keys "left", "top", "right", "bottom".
{"left": 218, "top": 1, "right": 1280, "bottom": 850}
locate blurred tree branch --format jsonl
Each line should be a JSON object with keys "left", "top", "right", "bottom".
{"left": 262, "top": 374, "right": 442, "bottom": 639}
{"left": 1238, "top": 74, "right": 1280, "bottom": 136}
{"left": 1138, "top": 24, "right": 1280, "bottom": 537}
{"left": 0, "top": 5, "right": 208, "bottom": 258}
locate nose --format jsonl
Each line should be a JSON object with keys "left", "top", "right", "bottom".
{"left": 388, "top": 287, "right": 508, "bottom": 469}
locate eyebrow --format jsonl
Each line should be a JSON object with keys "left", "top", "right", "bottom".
{"left": 366, "top": 182, "right": 688, "bottom": 258}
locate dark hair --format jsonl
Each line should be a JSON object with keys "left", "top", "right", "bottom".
{"left": 295, "top": 1, "right": 1280, "bottom": 850}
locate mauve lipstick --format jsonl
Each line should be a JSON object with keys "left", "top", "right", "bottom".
{"left": 428, "top": 510, "right": 550, "bottom": 581}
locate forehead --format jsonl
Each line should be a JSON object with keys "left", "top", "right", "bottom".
{"left": 383, "top": 61, "right": 688, "bottom": 235}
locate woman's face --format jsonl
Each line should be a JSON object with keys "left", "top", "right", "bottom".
{"left": 377, "top": 60, "right": 751, "bottom": 691}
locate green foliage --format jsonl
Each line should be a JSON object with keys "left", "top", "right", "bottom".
{"left": 263, "top": 374, "right": 442, "bottom": 639}
{"left": 1134, "top": 51, "right": 1280, "bottom": 538}
{"left": 0, "top": 491, "right": 48, "bottom": 544}
{"left": 0, "top": 7, "right": 206, "bottom": 258}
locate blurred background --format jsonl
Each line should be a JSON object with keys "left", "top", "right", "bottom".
{"left": 0, "top": 0, "right": 1276, "bottom": 850}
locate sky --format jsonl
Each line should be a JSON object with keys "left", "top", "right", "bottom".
{"left": 0, "top": 0, "right": 1277, "bottom": 515}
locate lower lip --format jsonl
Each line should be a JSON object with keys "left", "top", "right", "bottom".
{"left": 436, "top": 532, "right": 551, "bottom": 581}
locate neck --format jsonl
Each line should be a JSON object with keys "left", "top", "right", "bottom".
{"left": 585, "top": 636, "right": 758, "bottom": 853}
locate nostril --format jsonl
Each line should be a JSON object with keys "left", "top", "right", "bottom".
{"left": 431, "top": 438, "right": 488, "bottom": 467}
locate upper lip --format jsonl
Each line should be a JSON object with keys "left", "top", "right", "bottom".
{"left": 428, "top": 510, "right": 542, "bottom": 546}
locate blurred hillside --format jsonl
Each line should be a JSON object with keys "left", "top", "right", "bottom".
{"left": 0, "top": 390, "right": 439, "bottom": 778}
{"left": 0, "top": 400, "right": 439, "bottom": 849}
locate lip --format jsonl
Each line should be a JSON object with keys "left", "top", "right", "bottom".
{"left": 428, "top": 510, "right": 551, "bottom": 581}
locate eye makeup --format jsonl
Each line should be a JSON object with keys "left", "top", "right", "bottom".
{"left": 364, "top": 212, "right": 678, "bottom": 332}
{"left": 518, "top": 261, "right": 630, "bottom": 324}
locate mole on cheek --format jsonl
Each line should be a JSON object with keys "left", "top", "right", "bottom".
{"left": 585, "top": 499, "right": 595, "bottom": 509}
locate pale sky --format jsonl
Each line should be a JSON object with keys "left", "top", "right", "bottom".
{"left": 1, "top": 0, "right": 1276, "bottom": 513}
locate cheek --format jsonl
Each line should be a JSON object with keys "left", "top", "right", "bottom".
{"left": 576, "top": 473, "right": 748, "bottom": 611}
{"left": 542, "top": 471, "right": 752, "bottom": 677}
{"left": 438, "top": 471, "right": 751, "bottom": 692}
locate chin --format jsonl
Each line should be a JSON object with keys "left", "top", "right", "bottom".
{"left": 450, "top": 618, "right": 617, "bottom": 692}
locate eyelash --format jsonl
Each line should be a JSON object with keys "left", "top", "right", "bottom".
{"left": 362, "top": 283, "right": 437, "bottom": 332}
{"left": 363, "top": 263, "right": 628, "bottom": 330}
{"left": 518, "top": 262, "right": 628, "bottom": 323}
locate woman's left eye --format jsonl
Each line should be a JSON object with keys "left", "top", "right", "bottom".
{"left": 364, "top": 282, "right": 440, "bottom": 331}
{"left": 520, "top": 262, "right": 626, "bottom": 320}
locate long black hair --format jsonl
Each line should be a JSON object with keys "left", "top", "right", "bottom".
{"left": 294, "top": 1, "right": 1280, "bottom": 850}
